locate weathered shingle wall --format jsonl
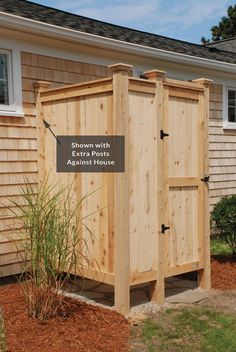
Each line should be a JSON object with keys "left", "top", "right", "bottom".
{"left": 209, "top": 84, "right": 236, "bottom": 209}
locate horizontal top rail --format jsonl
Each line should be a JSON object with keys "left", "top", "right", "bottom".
{"left": 128, "top": 77, "right": 156, "bottom": 85}
{"left": 37, "top": 69, "right": 206, "bottom": 104}
{"left": 128, "top": 77, "right": 156, "bottom": 94}
{"left": 163, "top": 78, "right": 205, "bottom": 92}
{"left": 39, "top": 77, "right": 113, "bottom": 103}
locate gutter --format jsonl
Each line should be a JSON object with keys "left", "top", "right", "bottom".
{"left": 1, "top": 11, "right": 236, "bottom": 74}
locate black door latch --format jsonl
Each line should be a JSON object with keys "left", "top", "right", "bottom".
{"left": 161, "top": 224, "right": 170, "bottom": 234}
{"left": 160, "top": 130, "right": 169, "bottom": 139}
{"left": 201, "top": 175, "right": 210, "bottom": 182}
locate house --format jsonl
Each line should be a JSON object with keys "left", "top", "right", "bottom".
{"left": 206, "top": 37, "right": 236, "bottom": 53}
{"left": 0, "top": 0, "right": 236, "bottom": 278}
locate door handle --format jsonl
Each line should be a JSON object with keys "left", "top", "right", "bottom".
{"left": 161, "top": 224, "right": 170, "bottom": 234}
{"left": 160, "top": 130, "right": 169, "bottom": 139}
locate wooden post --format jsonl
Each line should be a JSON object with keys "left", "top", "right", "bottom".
{"left": 192, "top": 78, "right": 213, "bottom": 290}
{"left": 144, "top": 69, "right": 166, "bottom": 304}
{"left": 33, "top": 81, "right": 52, "bottom": 185}
{"left": 109, "top": 63, "right": 133, "bottom": 314}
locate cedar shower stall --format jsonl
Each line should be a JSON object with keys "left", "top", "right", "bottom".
{"left": 35, "top": 63, "right": 212, "bottom": 314}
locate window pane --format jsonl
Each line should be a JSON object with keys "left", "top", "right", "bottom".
{"left": 0, "top": 54, "right": 9, "bottom": 105}
{"left": 228, "top": 90, "right": 236, "bottom": 122}
{"left": 228, "top": 107, "right": 236, "bottom": 122}
{"left": 228, "top": 90, "right": 235, "bottom": 106}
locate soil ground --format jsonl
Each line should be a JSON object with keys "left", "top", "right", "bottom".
{"left": 198, "top": 290, "right": 236, "bottom": 315}
{"left": 0, "top": 284, "right": 130, "bottom": 352}
{"left": 211, "top": 255, "right": 236, "bottom": 290}
{"left": 197, "top": 255, "right": 236, "bottom": 315}
{"left": 0, "top": 255, "right": 235, "bottom": 352}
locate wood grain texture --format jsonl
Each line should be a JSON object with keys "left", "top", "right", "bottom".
{"left": 1, "top": 59, "right": 213, "bottom": 314}
{"left": 0, "top": 52, "right": 109, "bottom": 277}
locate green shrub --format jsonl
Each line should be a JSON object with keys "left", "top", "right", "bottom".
{"left": 10, "top": 178, "right": 94, "bottom": 320}
{"left": 211, "top": 195, "right": 236, "bottom": 255}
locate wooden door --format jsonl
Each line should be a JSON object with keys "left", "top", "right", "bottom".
{"left": 162, "top": 81, "right": 208, "bottom": 278}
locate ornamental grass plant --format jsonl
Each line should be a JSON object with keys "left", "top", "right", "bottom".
{"left": 0, "top": 308, "right": 6, "bottom": 352}
{"left": 11, "top": 179, "right": 93, "bottom": 320}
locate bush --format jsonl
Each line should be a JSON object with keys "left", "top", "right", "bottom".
{"left": 11, "top": 179, "right": 93, "bottom": 320}
{"left": 211, "top": 195, "right": 236, "bottom": 256}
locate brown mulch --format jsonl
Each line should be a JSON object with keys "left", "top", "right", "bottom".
{"left": 211, "top": 255, "right": 236, "bottom": 290}
{"left": 0, "top": 284, "right": 130, "bottom": 352}
{"left": 0, "top": 256, "right": 235, "bottom": 352}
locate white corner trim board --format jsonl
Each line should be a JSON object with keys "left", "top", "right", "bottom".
{"left": 1, "top": 11, "right": 236, "bottom": 74}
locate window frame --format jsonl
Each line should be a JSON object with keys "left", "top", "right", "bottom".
{"left": 0, "top": 49, "right": 13, "bottom": 111}
{"left": 223, "top": 85, "right": 236, "bottom": 130}
{"left": 0, "top": 49, "right": 24, "bottom": 117}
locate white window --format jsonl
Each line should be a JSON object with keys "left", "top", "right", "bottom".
{"left": 0, "top": 49, "right": 24, "bottom": 117}
{"left": 228, "top": 89, "right": 236, "bottom": 123}
{"left": 223, "top": 87, "right": 236, "bottom": 129}
{"left": 0, "top": 50, "right": 12, "bottom": 108}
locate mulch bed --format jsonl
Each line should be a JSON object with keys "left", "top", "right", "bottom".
{"left": 0, "top": 256, "right": 235, "bottom": 351}
{"left": 0, "top": 284, "right": 130, "bottom": 352}
{"left": 211, "top": 255, "right": 236, "bottom": 290}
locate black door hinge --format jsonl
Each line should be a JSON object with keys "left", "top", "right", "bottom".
{"left": 160, "top": 130, "right": 169, "bottom": 139}
{"left": 161, "top": 224, "right": 170, "bottom": 234}
{"left": 201, "top": 175, "right": 210, "bottom": 182}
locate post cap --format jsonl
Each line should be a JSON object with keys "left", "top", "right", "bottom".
{"left": 143, "top": 69, "right": 166, "bottom": 80}
{"left": 108, "top": 63, "right": 133, "bottom": 73}
{"left": 33, "top": 81, "right": 52, "bottom": 90}
{"left": 192, "top": 78, "right": 213, "bottom": 86}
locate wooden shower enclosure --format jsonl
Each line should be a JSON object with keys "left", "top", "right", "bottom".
{"left": 35, "top": 63, "right": 212, "bottom": 314}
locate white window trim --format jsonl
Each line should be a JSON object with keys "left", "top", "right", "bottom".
{"left": 223, "top": 85, "right": 236, "bottom": 130}
{"left": 0, "top": 49, "right": 14, "bottom": 111}
{"left": 0, "top": 49, "right": 24, "bottom": 117}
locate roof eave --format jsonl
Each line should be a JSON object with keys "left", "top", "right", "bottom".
{"left": 1, "top": 11, "right": 236, "bottom": 74}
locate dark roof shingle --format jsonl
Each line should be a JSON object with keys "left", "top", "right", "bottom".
{"left": 1, "top": 0, "right": 236, "bottom": 64}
